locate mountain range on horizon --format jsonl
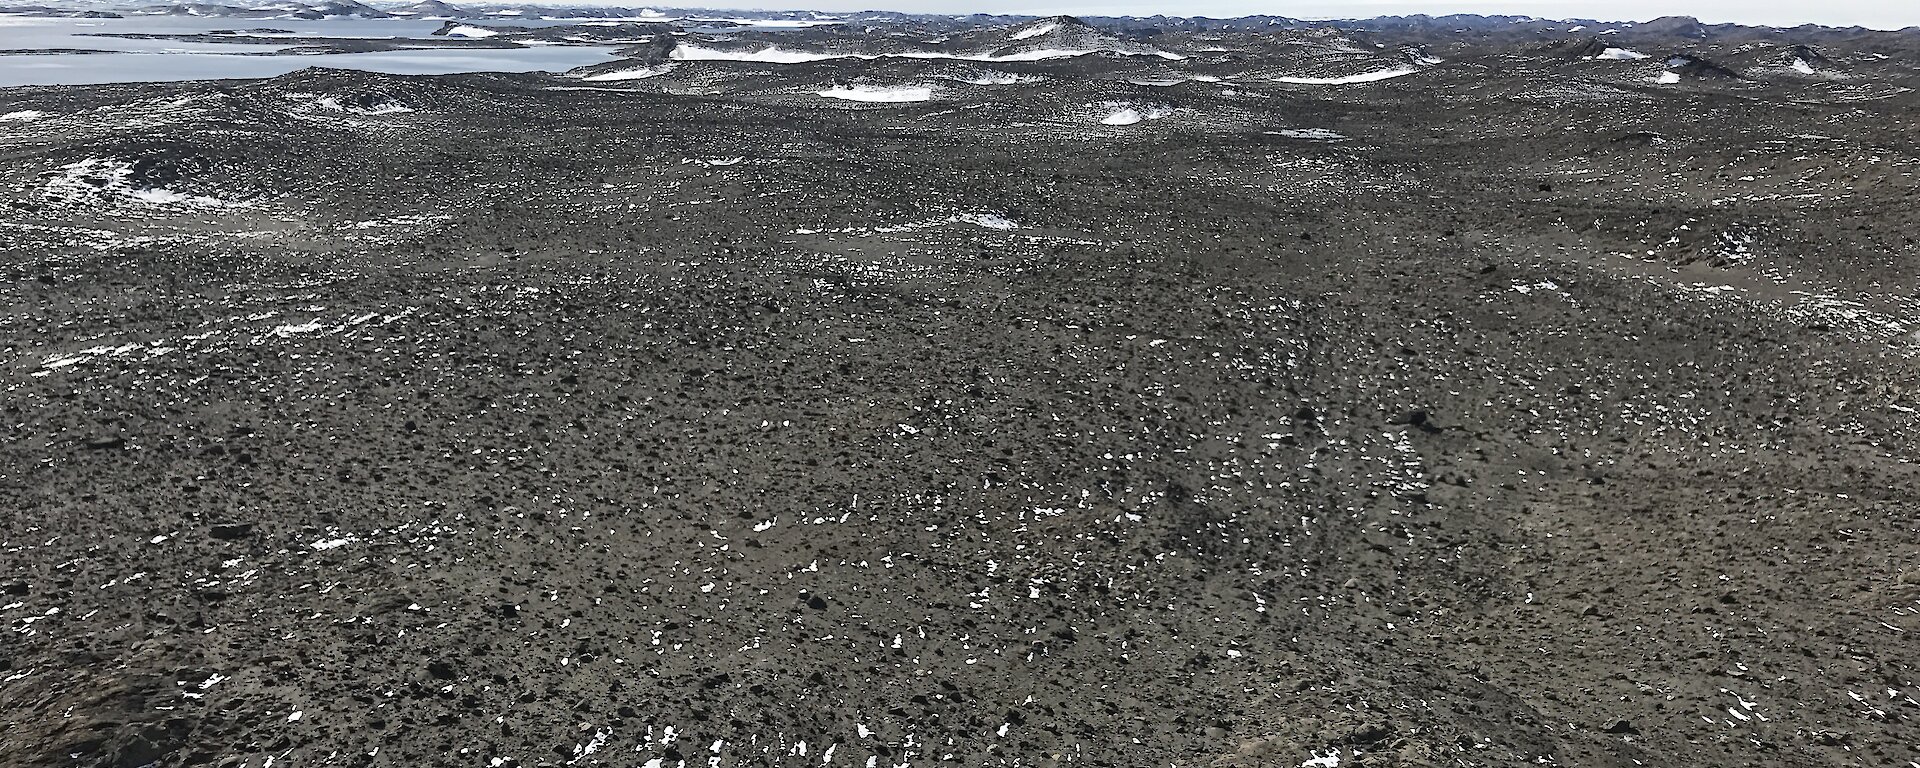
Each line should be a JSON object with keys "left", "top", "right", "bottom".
{"left": 3, "top": 0, "right": 1918, "bottom": 34}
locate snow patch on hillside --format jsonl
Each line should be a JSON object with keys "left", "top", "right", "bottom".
{"left": 1099, "top": 103, "right": 1170, "bottom": 125}
{"left": 671, "top": 42, "right": 1178, "bottom": 65}
{"left": 673, "top": 44, "right": 847, "bottom": 63}
{"left": 817, "top": 84, "right": 935, "bottom": 102}
{"left": 1129, "top": 75, "right": 1222, "bottom": 86}
{"left": 948, "top": 71, "right": 1044, "bottom": 85}
{"left": 582, "top": 64, "right": 674, "bottom": 81}
{"left": 1010, "top": 21, "right": 1059, "bottom": 40}
{"left": 1274, "top": 67, "right": 1418, "bottom": 84}
{"left": 1268, "top": 128, "right": 1346, "bottom": 140}
{"left": 442, "top": 23, "right": 497, "bottom": 38}
{"left": 314, "top": 96, "right": 413, "bottom": 115}
{"left": 43, "top": 158, "right": 235, "bottom": 209}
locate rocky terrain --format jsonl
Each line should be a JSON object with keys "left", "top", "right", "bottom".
{"left": 2, "top": 12, "right": 1920, "bottom": 768}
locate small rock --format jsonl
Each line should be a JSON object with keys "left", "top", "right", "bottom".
{"left": 209, "top": 523, "right": 253, "bottom": 540}
{"left": 1602, "top": 719, "right": 1637, "bottom": 734}
{"left": 1343, "top": 720, "right": 1391, "bottom": 745}
{"left": 1390, "top": 409, "right": 1430, "bottom": 427}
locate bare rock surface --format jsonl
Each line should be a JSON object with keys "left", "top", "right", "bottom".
{"left": 2, "top": 13, "right": 1919, "bottom": 768}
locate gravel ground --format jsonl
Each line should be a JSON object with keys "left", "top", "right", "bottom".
{"left": 2, "top": 16, "right": 1919, "bottom": 768}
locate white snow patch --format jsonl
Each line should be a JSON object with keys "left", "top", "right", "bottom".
{"left": 443, "top": 24, "right": 497, "bottom": 38}
{"left": 969, "top": 47, "right": 1144, "bottom": 62}
{"left": 686, "top": 16, "right": 841, "bottom": 29}
{"left": 350, "top": 214, "right": 450, "bottom": 229}
{"left": 271, "top": 320, "right": 327, "bottom": 337}
{"left": 43, "top": 157, "right": 234, "bottom": 208}
{"left": 1099, "top": 104, "right": 1170, "bottom": 125}
{"left": 948, "top": 72, "right": 1043, "bottom": 85}
{"left": 1656, "top": 71, "right": 1681, "bottom": 84}
{"left": 582, "top": 65, "right": 674, "bottom": 81}
{"left": 672, "top": 42, "right": 1174, "bottom": 65}
{"left": 129, "top": 187, "right": 219, "bottom": 205}
{"left": 1512, "top": 280, "right": 1565, "bottom": 296}
{"left": 817, "top": 84, "right": 935, "bottom": 102}
{"left": 314, "top": 96, "right": 413, "bottom": 115}
{"left": 310, "top": 537, "right": 354, "bottom": 551}
{"left": 38, "top": 342, "right": 142, "bottom": 373}
{"left": 1010, "top": 21, "right": 1059, "bottom": 40}
{"left": 1791, "top": 58, "right": 1816, "bottom": 75}
{"left": 1594, "top": 47, "right": 1648, "bottom": 60}
{"left": 1268, "top": 128, "right": 1346, "bottom": 140}
{"left": 543, "top": 86, "right": 647, "bottom": 93}
{"left": 1302, "top": 749, "right": 1342, "bottom": 768}
{"left": 0, "top": 110, "right": 44, "bottom": 122}
{"left": 672, "top": 43, "right": 848, "bottom": 63}
{"left": 1274, "top": 67, "right": 1419, "bottom": 84}
{"left": 953, "top": 213, "right": 1018, "bottom": 230}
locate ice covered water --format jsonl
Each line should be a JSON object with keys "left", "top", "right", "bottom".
{"left": 0, "top": 17, "right": 623, "bottom": 86}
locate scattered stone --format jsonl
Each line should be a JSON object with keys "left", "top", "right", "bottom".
{"left": 1, "top": 17, "right": 1913, "bottom": 768}
{"left": 208, "top": 523, "right": 253, "bottom": 540}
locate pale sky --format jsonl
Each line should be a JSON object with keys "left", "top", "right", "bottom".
{"left": 642, "top": 1, "right": 1919, "bottom": 29}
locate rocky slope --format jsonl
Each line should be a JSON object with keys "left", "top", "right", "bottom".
{"left": 1, "top": 16, "right": 1919, "bottom": 768}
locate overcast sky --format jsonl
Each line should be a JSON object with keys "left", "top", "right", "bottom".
{"left": 666, "top": 1, "right": 1919, "bottom": 29}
